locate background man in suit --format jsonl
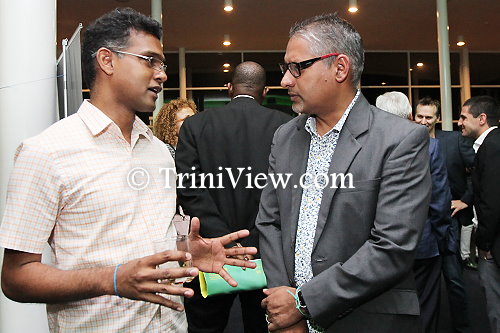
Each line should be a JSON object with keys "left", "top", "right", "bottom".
{"left": 416, "top": 97, "right": 474, "bottom": 333}
{"left": 377, "top": 92, "right": 454, "bottom": 333}
{"left": 458, "top": 95, "right": 500, "bottom": 332}
{"left": 176, "top": 61, "right": 292, "bottom": 332}
{"left": 256, "top": 14, "right": 431, "bottom": 333}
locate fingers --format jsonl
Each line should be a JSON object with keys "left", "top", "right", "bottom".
{"left": 189, "top": 217, "right": 201, "bottom": 237}
{"left": 153, "top": 266, "right": 199, "bottom": 281}
{"left": 451, "top": 208, "right": 458, "bottom": 217}
{"left": 223, "top": 257, "right": 257, "bottom": 269}
{"left": 150, "top": 250, "right": 192, "bottom": 266}
{"left": 218, "top": 229, "right": 251, "bottom": 245}
{"left": 224, "top": 246, "right": 258, "bottom": 257}
{"left": 263, "top": 287, "right": 277, "bottom": 295}
{"left": 217, "top": 268, "right": 238, "bottom": 287}
{"left": 141, "top": 292, "right": 186, "bottom": 311}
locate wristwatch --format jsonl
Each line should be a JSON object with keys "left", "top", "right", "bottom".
{"left": 297, "top": 290, "right": 312, "bottom": 319}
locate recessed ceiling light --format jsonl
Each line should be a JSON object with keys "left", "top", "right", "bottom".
{"left": 223, "top": 69, "right": 230, "bottom": 73}
{"left": 456, "top": 35, "right": 466, "bottom": 47}
{"left": 223, "top": 63, "right": 231, "bottom": 68}
{"left": 348, "top": 0, "right": 358, "bottom": 13}
{"left": 416, "top": 62, "right": 424, "bottom": 67}
{"left": 224, "top": 0, "right": 233, "bottom": 12}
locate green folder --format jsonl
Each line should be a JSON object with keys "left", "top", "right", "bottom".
{"left": 199, "top": 259, "right": 267, "bottom": 298}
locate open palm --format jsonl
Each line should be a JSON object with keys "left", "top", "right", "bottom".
{"left": 188, "top": 217, "right": 257, "bottom": 286}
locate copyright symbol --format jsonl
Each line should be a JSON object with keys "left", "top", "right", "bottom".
{"left": 127, "top": 167, "right": 150, "bottom": 190}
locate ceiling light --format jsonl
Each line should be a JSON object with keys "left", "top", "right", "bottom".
{"left": 348, "top": 0, "right": 358, "bottom": 13}
{"left": 456, "top": 35, "right": 466, "bottom": 47}
{"left": 381, "top": 82, "right": 386, "bottom": 86}
{"left": 223, "top": 69, "right": 230, "bottom": 73}
{"left": 416, "top": 62, "right": 424, "bottom": 67}
{"left": 224, "top": 0, "right": 233, "bottom": 12}
{"left": 223, "top": 63, "right": 231, "bottom": 68}
{"left": 223, "top": 34, "right": 231, "bottom": 46}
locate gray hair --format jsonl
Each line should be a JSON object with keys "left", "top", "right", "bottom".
{"left": 290, "top": 13, "right": 364, "bottom": 87}
{"left": 376, "top": 91, "right": 412, "bottom": 119}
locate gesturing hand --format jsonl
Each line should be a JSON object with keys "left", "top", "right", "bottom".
{"left": 116, "top": 251, "right": 199, "bottom": 311}
{"left": 188, "top": 217, "right": 258, "bottom": 286}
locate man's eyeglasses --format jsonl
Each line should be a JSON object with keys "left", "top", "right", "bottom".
{"left": 279, "top": 53, "right": 339, "bottom": 78}
{"left": 112, "top": 50, "right": 167, "bottom": 73}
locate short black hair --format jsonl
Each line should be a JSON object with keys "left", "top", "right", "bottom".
{"left": 417, "top": 97, "right": 441, "bottom": 118}
{"left": 463, "top": 95, "right": 500, "bottom": 127}
{"left": 82, "top": 7, "right": 162, "bottom": 89}
{"left": 231, "top": 61, "right": 266, "bottom": 93}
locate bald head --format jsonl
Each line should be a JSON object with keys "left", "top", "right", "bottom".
{"left": 229, "top": 61, "right": 267, "bottom": 103}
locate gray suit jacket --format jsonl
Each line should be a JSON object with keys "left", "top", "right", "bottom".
{"left": 256, "top": 94, "right": 431, "bottom": 332}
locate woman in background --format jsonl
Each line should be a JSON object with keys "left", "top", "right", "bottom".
{"left": 154, "top": 98, "right": 198, "bottom": 159}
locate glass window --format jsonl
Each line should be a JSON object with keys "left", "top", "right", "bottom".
{"left": 362, "top": 53, "right": 408, "bottom": 86}
{"left": 164, "top": 53, "right": 180, "bottom": 89}
{"left": 471, "top": 87, "right": 500, "bottom": 101}
{"left": 186, "top": 53, "right": 241, "bottom": 87}
{"left": 361, "top": 87, "right": 410, "bottom": 106}
{"left": 410, "top": 52, "right": 460, "bottom": 86}
{"left": 469, "top": 53, "right": 500, "bottom": 85}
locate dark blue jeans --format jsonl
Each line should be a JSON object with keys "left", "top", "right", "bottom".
{"left": 442, "top": 216, "right": 471, "bottom": 333}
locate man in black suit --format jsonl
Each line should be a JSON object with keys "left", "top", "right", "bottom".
{"left": 176, "top": 61, "right": 292, "bottom": 332}
{"left": 416, "top": 97, "right": 474, "bottom": 333}
{"left": 458, "top": 95, "right": 500, "bottom": 333}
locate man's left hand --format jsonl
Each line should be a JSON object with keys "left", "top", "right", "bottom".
{"left": 262, "top": 286, "right": 304, "bottom": 332}
{"left": 188, "top": 217, "right": 257, "bottom": 286}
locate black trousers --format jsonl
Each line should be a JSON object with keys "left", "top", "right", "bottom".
{"left": 442, "top": 217, "right": 471, "bottom": 333}
{"left": 184, "top": 277, "right": 268, "bottom": 333}
{"left": 413, "top": 255, "right": 442, "bottom": 333}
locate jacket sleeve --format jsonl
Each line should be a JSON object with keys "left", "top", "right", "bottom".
{"left": 255, "top": 125, "right": 290, "bottom": 287}
{"left": 458, "top": 135, "right": 475, "bottom": 205}
{"left": 475, "top": 138, "right": 500, "bottom": 251}
{"left": 428, "top": 140, "right": 453, "bottom": 252}
{"left": 175, "top": 118, "right": 232, "bottom": 238}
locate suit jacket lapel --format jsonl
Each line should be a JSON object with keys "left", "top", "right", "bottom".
{"left": 313, "top": 95, "right": 370, "bottom": 250}
{"left": 289, "top": 115, "right": 311, "bottom": 248}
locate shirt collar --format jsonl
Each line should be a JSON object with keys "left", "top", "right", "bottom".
{"left": 233, "top": 95, "right": 255, "bottom": 100}
{"left": 77, "top": 100, "right": 153, "bottom": 141}
{"left": 305, "top": 89, "right": 360, "bottom": 137}
{"left": 473, "top": 126, "right": 498, "bottom": 153}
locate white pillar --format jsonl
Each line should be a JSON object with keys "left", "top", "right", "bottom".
{"left": 0, "top": 0, "right": 56, "bottom": 332}
{"left": 152, "top": 0, "right": 164, "bottom": 120}
{"left": 179, "top": 47, "right": 187, "bottom": 99}
{"left": 460, "top": 47, "right": 471, "bottom": 105}
{"left": 436, "top": 0, "right": 453, "bottom": 131}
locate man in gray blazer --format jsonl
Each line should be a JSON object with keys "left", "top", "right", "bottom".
{"left": 256, "top": 13, "right": 431, "bottom": 333}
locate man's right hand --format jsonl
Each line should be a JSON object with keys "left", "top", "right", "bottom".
{"left": 116, "top": 250, "right": 199, "bottom": 311}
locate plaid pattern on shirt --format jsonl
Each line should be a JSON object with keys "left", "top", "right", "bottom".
{"left": 0, "top": 100, "right": 186, "bottom": 332}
